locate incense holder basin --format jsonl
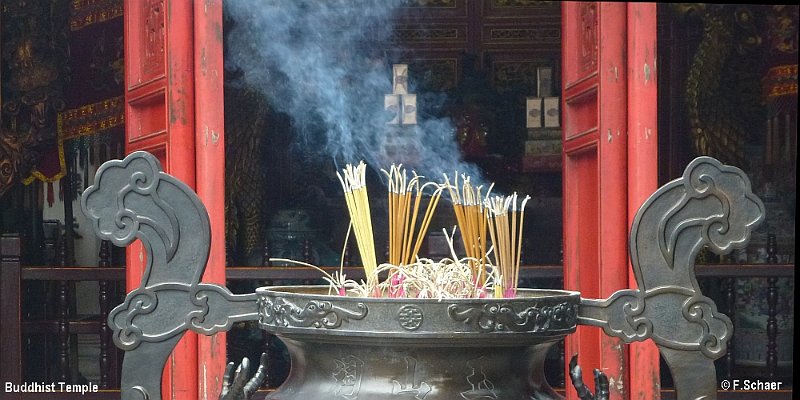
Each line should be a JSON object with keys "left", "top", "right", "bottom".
{"left": 257, "top": 285, "right": 581, "bottom": 400}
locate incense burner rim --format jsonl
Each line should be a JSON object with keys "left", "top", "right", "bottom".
{"left": 256, "top": 285, "right": 581, "bottom": 301}
{"left": 256, "top": 285, "right": 581, "bottom": 340}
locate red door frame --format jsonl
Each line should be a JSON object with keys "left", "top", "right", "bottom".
{"left": 124, "top": 1, "right": 226, "bottom": 399}
{"left": 562, "top": 3, "right": 659, "bottom": 399}
{"left": 625, "top": 3, "right": 660, "bottom": 398}
{"left": 193, "top": 2, "right": 227, "bottom": 399}
{"left": 121, "top": 2, "right": 657, "bottom": 399}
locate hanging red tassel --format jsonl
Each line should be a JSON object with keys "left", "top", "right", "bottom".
{"left": 47, "top": 182, "right": 55, "bottom": 208}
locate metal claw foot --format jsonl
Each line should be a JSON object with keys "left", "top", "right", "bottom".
{"left": 569, "top": 354, "right": 609, "bottom": 400}
{"left": 220, "top": 353, "right": 268, "bottom": 400}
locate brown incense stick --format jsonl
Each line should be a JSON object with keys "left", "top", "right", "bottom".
{"left": 484, "top": 193, "right": 531, "bottom": 298}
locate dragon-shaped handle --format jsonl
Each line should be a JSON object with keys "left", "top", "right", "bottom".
{"left": 81, "top": 151, "right": 260, "bottom": 400}
{"left": 577, "top": 156, "right": 765, "bottom": 399}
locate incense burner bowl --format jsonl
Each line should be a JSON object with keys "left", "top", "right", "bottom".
{"left": 257, "top": 285, "right": 580, "bottom": 400}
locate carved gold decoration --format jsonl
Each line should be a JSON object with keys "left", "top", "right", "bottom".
{"left": 70, "top": 0, "right": 124, "bottom": 31}
{"left": 58, "top": 96, "right": 125, "bottom": 140}
{"left": 88, "top": 32, "right": 125, "bottom": 92}
{"left": 390, "top": 28, "right": 460, "bottom": 42}
{"left": 681, "top": 4, "right": 763, "bottom": 168}
{"left": 763, "top": 6, "right": 798, "bottom": 100}
{"left": 489, "top": 28, "right": 560, "bottom": 43}
{"left": 492, "top": 62, "right": 542, "bottom": 92}
{"left": 766, "top": 5, "right": 799, "bottom": 55}
{"left": 19, "top": 118, "right": 66, "bottom": 186}
{"left": 0, "top": 129, "right": 46, "bottom": 192}
{"left": 1, "top": 0, "right": 70, "bottom": 196}
{"left": 225, "top": 87, "right": 271, "bottom": 258}
{"left": 401, "top": 0, "right": 457, "bottom": 8}
{"left": 579, "top": 2, "right": 598, "bottom": 73}
{"left": 764, "top": 64, "right": 798, "bottom": 99}
{"left": 492, "top": 0, "right": 555, "bottom": 7}
{"left": 142, "top": 0, "right": 165, "bottom": 76}
{"left": 409, "top": 59, "right": 458, "bottom": 91}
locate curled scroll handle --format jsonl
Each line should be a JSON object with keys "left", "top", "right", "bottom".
{"left": 577, "top": 156, "right": 765, "bottom": 400}
{"left": 81, "top": 151, "right": 259, "bottom": 400}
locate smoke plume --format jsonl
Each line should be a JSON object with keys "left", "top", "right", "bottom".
{"left": 224, "top": 0, "right": 483, "bottom": 184}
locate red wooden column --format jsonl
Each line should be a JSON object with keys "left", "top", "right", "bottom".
{"left": 626, "top": 3, "right": 660, "bottom": 399}
{"left": 194, "top": 1, "right": 226, "bottom": 399}
{"left": 125, "top": 1, "right": 225, "bottom": 399}
{"left": 562, "top": 3, "right": 629, "bottom": 399}
{"left": 125, "top": 1, "right": 197, "bottom": 398}
{"left": 562, "top": 2, "right": 660, "bottom": 399}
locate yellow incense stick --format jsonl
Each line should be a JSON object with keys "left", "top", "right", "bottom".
{"left": 338, "top": 162, "right": 377, "bottom": 285}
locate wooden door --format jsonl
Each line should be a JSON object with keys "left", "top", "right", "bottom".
{"left": 124, "top": 1, "right": 226, "bottom": 399}
{"left": 561, "top": 3, "right": 659, "bottom": 399}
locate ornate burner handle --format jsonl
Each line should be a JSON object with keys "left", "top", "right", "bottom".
{"left": 81, "top": 152, "right": 261, "bottom": 400}
{"left": 574, "top": 156, "right": 765, "bottom": 400}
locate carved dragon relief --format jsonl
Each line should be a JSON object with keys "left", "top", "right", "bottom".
{"left": 677, "top": 4, "right": 765, "bottom": 169}
{"left": 0, "top": 130, "right": 40, "bottom": 195}
{"left": 85, "top": 152, "right": 764, "bottom": 400}
{"left": 448, "top": 301, "right": 578, "bottom": 333}
{"left": 223, "top": 85, "right": 272, "bottom": 259}
{"left": 1, "top": 0, "right": 70, "bottom": 196}
{"left": 258, "top": 296, "right": 368, "bottom": 329}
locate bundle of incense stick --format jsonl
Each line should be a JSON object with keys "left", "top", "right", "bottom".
{"left": 383, "top": 164, "right": 444, "bottom": 267}
{"left": 485, "top": 193, "right": 531, "bottom": 298}
{"left": 336, "top": 162, "right": 377, "bottom": 285}
{"left": 443, "top": 173, "right": 494, "bottom": 288}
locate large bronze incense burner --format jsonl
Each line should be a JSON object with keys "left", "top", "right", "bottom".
{"left": 82, "top": 151, "right": 765, "bottom": 400}
{"left": 257, "top": 286, "right": 579, "bottom": 399}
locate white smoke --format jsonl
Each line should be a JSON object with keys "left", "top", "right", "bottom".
{"left": 224, "top": 0, "right": 484, "bottom": 184}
